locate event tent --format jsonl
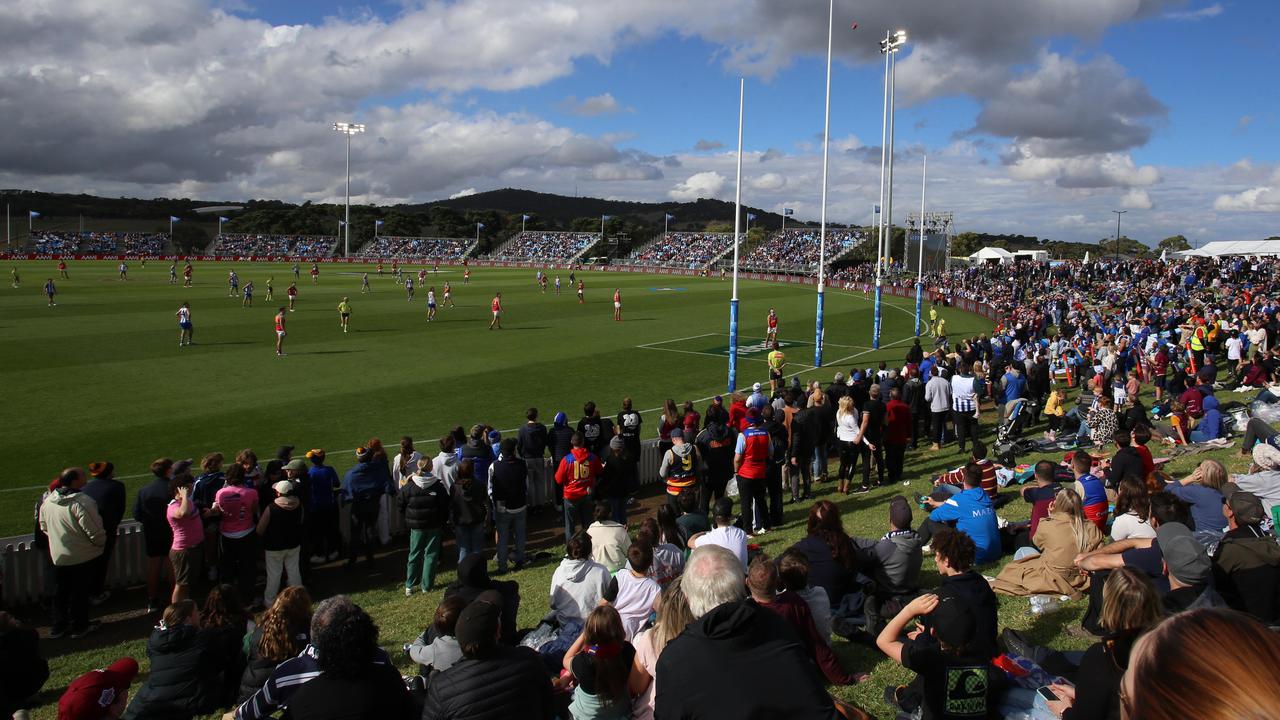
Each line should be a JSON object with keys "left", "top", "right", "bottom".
{"left": 1175, "top": 239, "right": 1280, "bottom": 257}
{"left": 968, "top": 246, "right": 1016, "bottom": 263}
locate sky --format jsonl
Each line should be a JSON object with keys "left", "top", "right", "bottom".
{"left": 1, "top": 0, "right": 1277, "bottom": 244}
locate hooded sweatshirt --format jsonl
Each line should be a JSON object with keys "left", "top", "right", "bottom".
{"left": 658, "top": 442, "right": 700, "bottom": 497}
{"left": 549, "top": 414, "right": 575, "bottom": 464}
{"left": 853, "top": 529, "right": 923, "bottom": 598}
{"left": 443, "top": 554, "right": 521, "bottom": 645}
{"left": 398, "top": 472, "right": 449, "bottom": 531}
{"left": 654, "top": 599, "right": 838, "bottom": 720}
{"left": 555, "top": 447, "right": 601, "bottom": 501}
{"left": 39, "top": 488, "right": 105, "bottom": 566}
{"left": 431, "top": 451, "right": 459, "bottom": 493}
{"left": 549, "top": 557, "right": 612, "bottom": 624}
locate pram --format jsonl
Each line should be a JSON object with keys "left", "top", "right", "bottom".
{"left": 994, "top": 398, "right": 1039, "bottom": 467}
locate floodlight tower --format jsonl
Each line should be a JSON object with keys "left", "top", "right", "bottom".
{"left": 332, "top": 122, "right": 366, "bottom": 257}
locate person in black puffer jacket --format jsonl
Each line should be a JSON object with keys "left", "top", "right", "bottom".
{"left": 238, "top": 586, "right": 312, "bottom": 703}
{"left": 399, "top": 459, "right": 451, "bottom": 594}
{"left": 124, "top": 600, "right": 231, "bottom": 720}
{"left": 422, "top": 593, "right": 553, "bottom": 720}
{"left": 0, "top": 611, "right": 49, "bottom": 720}
{"left": 442, "top": 555, "right": 520, "bottom": 647}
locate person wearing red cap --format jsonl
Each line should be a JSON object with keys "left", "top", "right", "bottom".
{"left": 58, "top": 658, "right": 138, "bottom": 720}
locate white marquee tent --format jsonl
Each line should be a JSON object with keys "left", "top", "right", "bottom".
{"left": 968, "top": 246, "right": 1016, "bottom": 263}
{"left": 1176, "top": 239, "right": 1280, "bottom": 257}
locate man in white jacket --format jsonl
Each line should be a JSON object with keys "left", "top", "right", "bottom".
{"left": 39, "top": 467, "right": 106, "bottom": 639}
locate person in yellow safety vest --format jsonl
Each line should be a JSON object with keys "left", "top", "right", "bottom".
{"left": 929, "top": 304, "right": 939, "bottom": 337}
{"left": 767, "top": 342, "right": 787, "bottom": 394}
{"left": 1189, "top": 318, "right": 1207, "bottom": 370}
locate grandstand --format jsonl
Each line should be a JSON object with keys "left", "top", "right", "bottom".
{"left": 210, "top": 234, "right": 337, "bottom": 257}
{"left": 740, "top": 227, "right": 866, "bottom": 272}
{"left": 629, "top": 232, "right": 738, "bottom": 268}
{"left": 30, "top": 231, "right": 166, "bottom": 255}
{"left": 489, "top": 231, "right": 601, "bottom": 263}
{"left": 357, "top": 236, "right": 476, "bottom": 261}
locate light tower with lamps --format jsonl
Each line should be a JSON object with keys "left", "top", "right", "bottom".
{"left": 332, "top": 122, "right": 365, "bottom": 257}
{"left": 873, "top": 28, "right": 907, "bottom": 349}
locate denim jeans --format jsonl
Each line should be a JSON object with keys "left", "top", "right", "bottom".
{"left": 811, "top": 445, "right": 829, "bottom": 480}
{"left": 563, "top": 497, "right": 592, "bottom": 544}
{"left": 455, "top": 524, "right": 485, "bottom": 564}
{"left": 494, "top": 508, "right": 527, "bottom": 572}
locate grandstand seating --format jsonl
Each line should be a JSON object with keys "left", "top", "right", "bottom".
{"left": 211, "top": 234, "right": 335, "bottom": 257}
{"left": 630, "top": 232, "right": 737, "bottom": 267}
{"left": 742, "top": 228, "right": 865, "bottom": 271}
{"left": 357, "top": 236, "right": 473, "bottom": 260}
{"left": 490, "top": 232, "right": 599, "bottom": 262}
{"left": 30, "top": 231, "right": 165, "bottom": 255}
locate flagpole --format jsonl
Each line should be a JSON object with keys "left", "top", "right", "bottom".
{"left": 664, "top": 214, "right": 668, "bottom": 236}
{"left": 781, "top": 211, "right": 786, "bottom": 234}
{"left": 914, "top": 155, "right": 927, "bottom": 336}
{"left": 873, "top": 30, "right": 892, "bottom": 350}
{"left": 814, "top": 0, "right": 834, "bottom": 368}
{"left": 522, "top": 215, "right": 527, "bottom": 233}
{"left": 728, "top": 77, "right": 745, "bottom": 393}
{"left": 218, "top": 217, "right": 223, "bottom": 237}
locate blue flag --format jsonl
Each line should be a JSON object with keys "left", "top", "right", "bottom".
{"left": 874, "top": 205, "right": 881, "bottom": 214}
{"left": 477, "top": 222, "right": 485, "bottom": 230}
{"left": 601, "top": 215, "right": 612, "bottom": 221}
{"left": 747, "top": 213, "right": 757, "bottom": 221}
{"left": 522, "top": 214, "right": 531, "bottom": 221}
{"left": 217, "top": 216, "right": 229, "bottom": 222}
{"left": 28, "top": 211, "right": 40, "bottom": 219}
{"left": 664, "top": 213, "right": 675, "bottom": 221}
{"left": 169, "top": 216, "right": 181, "bottom": 223}
{"left": 784, "top": 208, "right": 794, "bottom": 216}
{"left": 375, "top": 220, "right": 384, "bottom": 227}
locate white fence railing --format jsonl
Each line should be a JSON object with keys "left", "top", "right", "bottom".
{"left": 1, "top": 439, "right": 667, "bottom": 605}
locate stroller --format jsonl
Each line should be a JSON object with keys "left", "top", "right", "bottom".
{"left": 994, "top": 398, "right": 1039, "bottom": 467}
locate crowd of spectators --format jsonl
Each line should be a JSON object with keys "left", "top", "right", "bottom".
{"left": 13, "top": 252, "right": 1280, "bottom": 720}
{"left": 30, "top": 232, "right": 165, "bottom": 255}
{"left": 358, "top": 237, "right": 473, "bottom": 261}
{"left": 492, "top": 232, "right": 599, "bottom": 262}
{"left": 743, "top": 228, "right": 865, "bottom": 271}
{"left": 630, "top": 233, "right": 737, "bottom": 267}
{"left": 212, "top": 235, "right": 335, "bottom": 257}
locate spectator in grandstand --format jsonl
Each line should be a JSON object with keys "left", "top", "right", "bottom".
{"left": 654, "top": 545, "right": 840, "bottom": 719}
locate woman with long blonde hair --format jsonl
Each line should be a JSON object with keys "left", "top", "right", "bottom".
{"left": 1167, "top": 458, "right": 1228, "bottom": 546}
{"left": 992, "top": 487, "right": 1103, "bottom": 598}
{"left": 834, "top": 395, "right": 861, "bottom": 495}
{"left": 630, "top": 577, "right": 695, "bottom": 720}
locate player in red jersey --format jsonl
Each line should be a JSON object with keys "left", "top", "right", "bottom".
{"left": 183, "top": 262, "right": 193, "bottom": 287}
{"left": 463, "top": 268, "right": 471, "bottom": 285}
{"left": 309, "top": 263, "right": 319, "bottom": 285}
{"left": 766, "top": 307, "right": 778, "bottom": 343}
{"left": 274, "top": 308, "right": 287, "bottom": 356}
{"left": 576, "top": 279, "right": 585, "bottom": 304}
{"left": 489, "top": 292, "right": 502, "bottom": 330}
{"left": 57, "top": 259, "right": 69, "bottom": 279}
{"left": 287, "top": 282, "right": 298, "bottom": 311}
{"left": 613, "top": 288, "right": 622, "bottom": 321}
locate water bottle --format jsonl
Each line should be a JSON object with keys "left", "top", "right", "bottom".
{"left": 1029, "top": 595, "right": 1059, "bottom": 615}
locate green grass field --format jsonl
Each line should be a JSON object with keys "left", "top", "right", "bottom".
{"left": 2, "top": 259, "right": 1262, "bottom": 719}
{"left": 0, "top": 259, "right": 981, "bottom": 536}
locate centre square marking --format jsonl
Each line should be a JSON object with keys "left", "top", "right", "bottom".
{"left": 701, "top": 338, "right": 807, "bottom": 358}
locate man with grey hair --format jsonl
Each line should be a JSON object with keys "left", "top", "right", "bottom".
{"left": 654, "top": 546, "right": 843, "bottom": 719}
{"left": 235, "top": 596, "right": 395, "bottom": 720}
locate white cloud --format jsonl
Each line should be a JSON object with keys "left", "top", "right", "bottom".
{"left": 561, "top": 93, "right": 624, "bottom": 116}
{"left": 1214, "top": 186, "right": 1280, "bottom": 213}
{"left": 1165, "top": 3, "right": 1224, "bottom": 21}
{"left": 449, "top": 187, "right": 478, "bottom": 199}
{"left": 1005, "top": 147, "right": 1160, "bottom": 189}
{"left": 750, "top": 172, "right": 787, "bottom": 191}
{"left": 1121, "top": 189, "right": 1154, "bottom": 210}
{"left": 669, "top": 171, "right": 727, "bottom": 201}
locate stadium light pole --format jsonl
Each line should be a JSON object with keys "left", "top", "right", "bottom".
{"left": 814, "top": 0, "right": 835, "bottom": 369}
{"left": 915, "top": 155, "right": 927, "bottom": 336}
{"left": 1112, "top": 209, "right": 1126, "bottom": 263}
{"left": 332, "top": 122, "right": 365, "bottom": 257}
{"left": 728, "top": 77, "right": 745, "bottom": 393}
{"left": 874, "top": 29, "right": 906, "bottom": 349}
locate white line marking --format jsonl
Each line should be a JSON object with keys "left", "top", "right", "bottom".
{"left": 635, "top": 332, "right": 717, "bottom": 349}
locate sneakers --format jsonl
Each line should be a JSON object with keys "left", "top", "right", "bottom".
{"left": 404, "top": 587, "right": 414, "bottom": 597}
{"left": 69, "top": 622, "right": 99, "bottom": 639}
{"left": 852, "top": 485, "right": 871, "bottom": 494}
{"left": 921, "top": 543, "right": 934, "bottom": 556}
{"left": 752, "top": 527, "right": 768, "bottom": 536}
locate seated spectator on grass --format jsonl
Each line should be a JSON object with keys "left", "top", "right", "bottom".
{"left": 407, "top": 595, "right": 467, "bottom": 676}
{"left": 238, "top": 587, "right": 312, "bottom": 703}
{"left": 443, "top": 554, "right": 521, "bottom": 646}
{"left": 1188, "top": 395, "right": 1225, "bottom": 443}
{"left": 422, "top": 593, "right": 554, "bottom": 720}
{"left": 1211, "top": 486, "right": 1280, "bottom": 623}
{"left": 1230, "top": 443, "right": 1280, "bottom": 516}
{"left": 1018, "top": 460, "right": 1063, "bottom": 541}
{"left": 747, "top": 555, "right": 864, "bottom": 686}
{"left": 559, "top": 604, "right": 646, "bottom": 720}
{"left": 918, "top": 464, "right": 1001, "bottom": 565}
{"left": 58, "top": 658, "right": 138, "bottom": 720}
{"left": 1156, "top": 521, "right": 1225, "bottom": 614}
{"left": 123, "top": 600, "right": 231, "bottom": 720}
{"left": 1120, "top": 608, "right": 1280, "bottom": 720}
{"left": 609, "top": 541, "right": 661, "bottom": 642}
{"left": 932, "top": 440, "right": 998, "bottom": 500}
{"left": 1111, "top": 477, "right": 1155, "bottom": 541}
{"left": 777, "top": 549, "right": 834, "bottom": 645}
{"left": 1070, "top": 452, "right": 1109, "bottom": 532}
{"left": 877, "top": 593, "right": 1002, "bottom": 720}
{"left": 630, "top": 577, "right": 693, "bottom": 720}
{"left": 852, "top": 496, "right": 922, "bottom": 636}
{"left": 550, "top": 532, "right": 612, "bottom": 627}
{"left": 1166, "top": 459, "right": 1228, "bottom": 546}
{"left": 285, "top": 597, "right": 411, "bottom": 720}
{"left": 673, "top": 491, "right": 709, "bottom": 541}
{"left": 586, "top": 501, "right": 630, "bottom": 573}
{"left": 687, "top": 497, "right": 748, "bottom": 571}
{"left": 914, "top": 528, "right": 999, "bottom": 661}
{"left": 1104, "top": 428, "right": 1146, "bottom": 487}
{"left": 787, "top": 500, "right": 859, "bottom": 605}
{"left": 993, "top": 488, "right": 1104, "bottom": 599}
{"left": 636, "top": 518, "right": 683, "bottom": 588}
{"left": 654, "top": 546, "right": 840, "bottom": 719}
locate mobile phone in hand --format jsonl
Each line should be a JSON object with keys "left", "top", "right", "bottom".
{"left": 1037, "top": 686, "right": 1059, "bottom": 702}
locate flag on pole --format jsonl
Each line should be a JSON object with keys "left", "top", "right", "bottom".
{"left": 747, "top": 213, "right": 757, "bottom": 221}
{"left": 664, "top": 213, "right": 675, "bottom": 221}
{"left": 783, "top": 208, "right": 794, "bottom": 216}
{"left": 218, "top": 216, "right": 229, "bottom": 222}
{"left": 169, "top": 216, "right": 181, "bottom": 223}
{"left": 874, "top": 205, "right": 881, "bottom": 214}
{"left": 601, "top": 215, "right": 612, "bottom": 221}
{"left": 521, "top": 214, "right": 531, "bottom": 221}
{"left": 375, "top": 220, "right": 384, "bottom": 227}
{"left": 476, "top": 223, "right": 485, "bottom": 230}
{"left": 28, "top": 211, "right": 40, "bottom": 219}
{"left": 339, "top": 220, "right": 346, "bottom": 226}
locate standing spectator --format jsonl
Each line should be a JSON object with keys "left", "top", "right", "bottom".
{"left": 549, "top": 413, "right": 575, "bottom": 512}
{"left": 488, "top": 438, "right": 529, "bottom": 574}
{"left": 924, "top": 366, "right": 952, "bottom": 450}
{"left": 732, "top": 409, "right": 770, "bottom": 535}
{"left": 214, "top": 465, "right": 259, "bottom": 604}
{"left": 258, "top": 480, "right": 304, "bottom": 607}
{"left": 431, "top": 436, "right": 460, "bottom": 493}
{"left": 598, "top": 437, "right": 631, "bottom": 524}
{"left": 556, "top": 433, "right": 601, "bottom": 543}
{"left": 192, "top": 454, "right": 226, "bottom": 580}
{"left": 884, "top": 388, "right": 913, "bottom": 485}
{"left": 304, "top": 450, "right": 341, "bottom": 564}
{"left": 82, "top": 461, "right": 125, "bottom": 604}
{"left": 165, "top": 475, "right": 203, "bottom": 604}
{"left": 616, "top": 398, "right": 643, "bottom": 498}
{"left": 577, "top": 401, "right": 613, "bottom": 457}
{"left": 458, "top": 427, "right": 495, "bottom": 497}
{"left": 834, "top": 396, "right": 862, "bottom": 495}
{"left": 856, "top": 384, "right": 888, "bottom": 492}
{"left": 450, "top": 459, "right": 489, "bottom": 563}
{"left": 950, "top": 363, "right": 982, "bottom": 454}
{"left": 39, "top": 467, "right": 105, "bottom": 639}
{"left": 341, "top": 447, "right": 391, "bottom": 567}
{"left": 694, "top": 416, "right": 734, "bottom": 513}
{"left": 135, "top": 458, "right": 175, "bottom": 613}
{"left": 398, "top": 459, "right": 450, "bottom": 595}
{"left": 789, "top": 400, "right": 819, "bottom": 501}
{"left": 517, "top": 408, "right": 550, "bottom": 511}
